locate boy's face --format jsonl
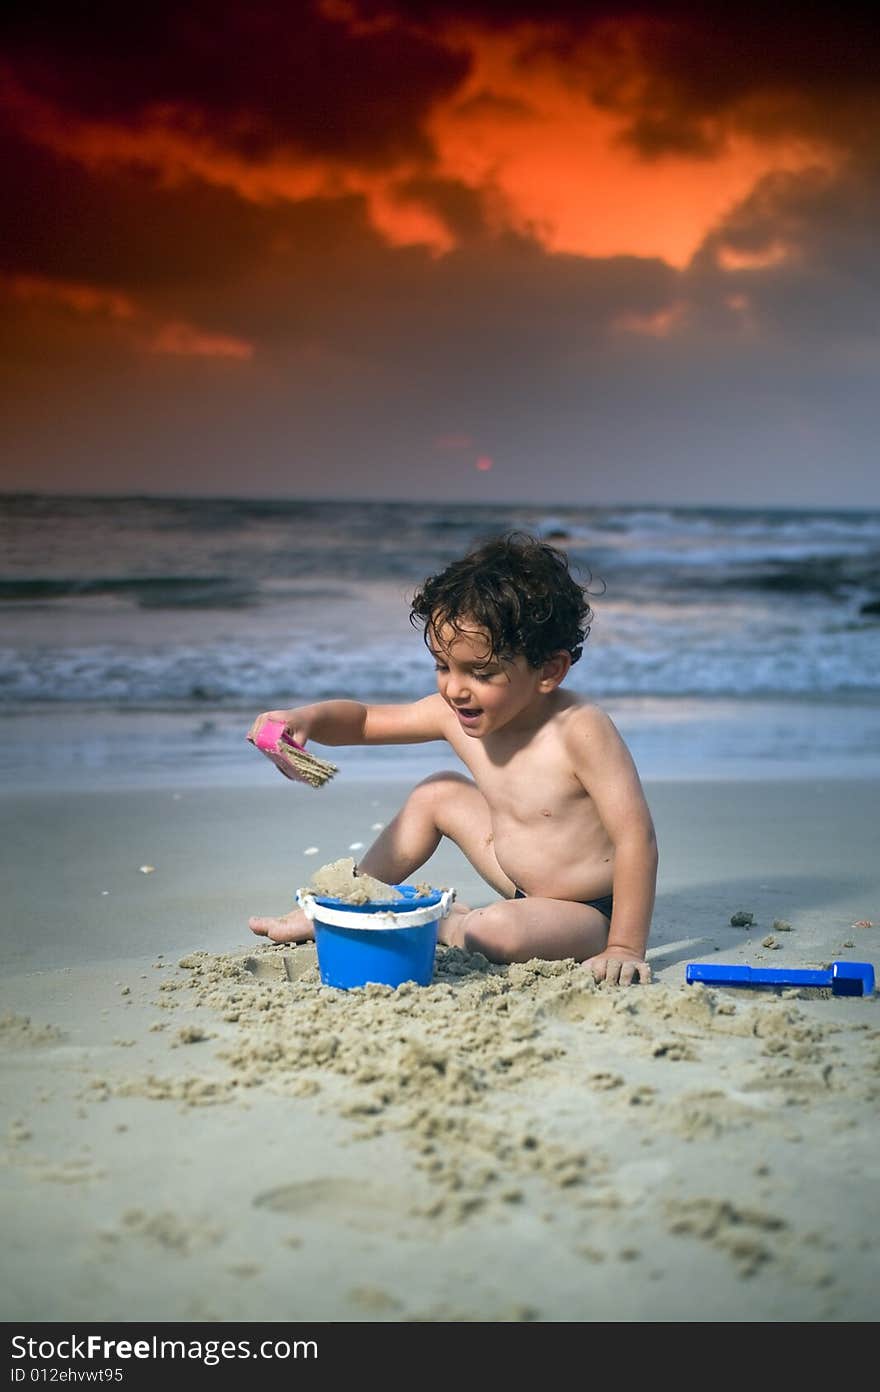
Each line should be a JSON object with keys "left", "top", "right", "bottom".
{"left": 427, "top": 618, "right": 565, "bottom": 738}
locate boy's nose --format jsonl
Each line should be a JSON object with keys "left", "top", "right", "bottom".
{"left": 445, "top": 673, "right": 470, "bottom": 702}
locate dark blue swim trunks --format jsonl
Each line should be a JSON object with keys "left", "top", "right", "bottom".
{"left": 513, "top": 887, "right": 613, "bottom": 920}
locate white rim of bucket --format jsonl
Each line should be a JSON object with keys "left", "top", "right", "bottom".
{"left": 296, "top": 888, "right": 455, "bottom": 931}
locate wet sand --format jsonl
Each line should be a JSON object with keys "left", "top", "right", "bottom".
{"left": 1, "top": 777, "right": 878, "bottom": 1322}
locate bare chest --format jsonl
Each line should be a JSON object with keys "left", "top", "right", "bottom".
{"left": 454, "top": 733, "right": 598, "bottom": 831}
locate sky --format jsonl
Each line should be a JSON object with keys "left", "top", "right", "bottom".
{"left": 2, "top": 1, "right": 880, "bottom": 508}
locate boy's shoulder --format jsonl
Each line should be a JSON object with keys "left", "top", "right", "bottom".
{"left": 554, "top": 693, "right": 613, "bottom": 726}
{"left": 554, "top": 697, "right": 625, "bottom": 751}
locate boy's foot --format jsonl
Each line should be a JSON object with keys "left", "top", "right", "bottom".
{"left": 437, "top": 900, "right": 471, "bottom": 949}
{"left": 248, "top": 908, "right": 314, "bottom": 943}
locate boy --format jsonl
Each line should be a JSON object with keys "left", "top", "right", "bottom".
{"left": 249, "top": 533, "right": 657, "bottom": 986}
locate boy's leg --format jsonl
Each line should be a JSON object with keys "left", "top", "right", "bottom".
{"left": 439, "top": 896, "right": 610, "bottom": 964}
{"left": 356, "top": 771, "right": 514, "bottom": 892}
{"left": 249, "top": 771, "right": 513, "bottom": 943}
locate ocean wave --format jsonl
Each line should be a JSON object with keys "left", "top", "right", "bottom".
{"left": 3, "top": 494, "right": 880, "bottom": 707}
{"left": 2, "top": 621, "right": 878, "bottom": 707}
{"left": 0, "top": 576, "right": 260, "bottom": 608}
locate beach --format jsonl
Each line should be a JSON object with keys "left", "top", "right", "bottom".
{"left": 2, "top": 494, "right": 878, "bottom": 1324}
{"left": 2, "top": 771, "right": 878, "bottom": 1323}
{"left": 6, "top": 0, "right": 880, "bottom": 1338}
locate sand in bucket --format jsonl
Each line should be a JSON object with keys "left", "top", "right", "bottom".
{"left": 297, "top": 859, "right": 455, "bottom": 989}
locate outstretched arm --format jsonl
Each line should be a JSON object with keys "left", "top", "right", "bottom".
{"left": 248, "top": 694, "right": 449, "bottom": 749}
{"left": 569, "top": 708, "right": 658, "bottom": 985}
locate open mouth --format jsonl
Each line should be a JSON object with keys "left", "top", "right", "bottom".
{"left": 455, "top": 706, "right": 482, "bottom": 721}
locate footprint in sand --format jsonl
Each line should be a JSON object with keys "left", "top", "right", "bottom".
{"left": 253, "top": 1177, "right": 411, "bottom": 1234}
{"left": 240, "top": 950, "right": 317, "bottom": 983}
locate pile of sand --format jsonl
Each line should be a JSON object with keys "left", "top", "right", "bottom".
{"left": 100, "top": 943, "right": 878, "bottom": 1247}
{"left": 11, "top": 936, "right": 874, "bottom": 1318}
{"left": 302, "top": 857, "right": 403, "bottom": 905}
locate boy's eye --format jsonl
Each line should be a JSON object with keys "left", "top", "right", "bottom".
{"left": 432, "top": 660, "right": 499, "bottom": 679}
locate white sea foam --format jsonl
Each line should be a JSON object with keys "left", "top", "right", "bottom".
{"left": 1, "top": 496, "right": 878, "bottom": 717}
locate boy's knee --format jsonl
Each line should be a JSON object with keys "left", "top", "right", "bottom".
{"left": 459, "top": 902, "right": 523, "bottom": 964}
{"left": 406, "top": 770, "right": 472, "bottom": 815}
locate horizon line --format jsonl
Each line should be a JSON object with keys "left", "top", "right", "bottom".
{"left": 2, "top": 490, "right": 879, "bottom": 518}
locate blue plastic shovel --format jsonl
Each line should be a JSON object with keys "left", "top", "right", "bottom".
{"left": 685, "top": 960, "right": 875, "bottom": 997}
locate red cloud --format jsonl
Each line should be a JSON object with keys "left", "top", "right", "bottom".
{"left": 8, "top": 274, "right": 137, "bottom": 320}
{"left": 148, "top": 321, "right": 254, "bottom": 359}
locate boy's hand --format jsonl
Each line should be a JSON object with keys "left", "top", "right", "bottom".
{"left": 582, "top": 947, "right": 652, "bottom": 986}
{"left": 247, "top": 709, "right": 310, "bottom": 748}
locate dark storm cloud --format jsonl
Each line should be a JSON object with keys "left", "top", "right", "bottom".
{"left": 113, "top": 183, "right": 675, "bottom": 368}
{"left": 0, "top": 112, "right": 283, "bottom": 290}
{"left": 385, "top": 174, "right": 489, "bottom": 241}
{"left": 588, "top": 13, "right": 880, "bottom": 160}
{"left": 3, "top": 2, "right": 880, "bottom": 505}
{"left": 2, "top": 1, "right": 470, "bottom": 165}
{"left": 7, "top": 3, "right": 880, "bottom": 172}
{"left": 691, "top": 160, "right": 880, "bottom": 342}
{"left": 359, "top": 2, "right": 880, "bottom": 157}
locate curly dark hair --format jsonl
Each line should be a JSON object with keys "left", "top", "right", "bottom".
{"left": 410, "top": 531, "right": 595, "bottom": 668}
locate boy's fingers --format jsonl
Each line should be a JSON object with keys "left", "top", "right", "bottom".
{"left": 247, "top": 713, "right": 273, "bottom": 742}
{"left": 585, "top": 955, "right": 653, "bottom": 986}
{"left": 590, "top": 956, "right": 652, "bottom": 987}
{"left": 619, "top": 960, "right": 651, "bottom": 986}
{"left": 248, "top": 711, "right": 295, "bottom": 744}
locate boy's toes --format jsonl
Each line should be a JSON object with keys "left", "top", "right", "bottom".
{"left": 249, "top": 916, "right": 275, "bottom": 937}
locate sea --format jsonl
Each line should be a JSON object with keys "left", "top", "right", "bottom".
{"left": 2, "top": 493, "right": 879, "bottom": 789}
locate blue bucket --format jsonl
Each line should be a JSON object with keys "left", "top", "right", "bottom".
{"left": 296, "top": 885, "right": 454, "bottom": 990}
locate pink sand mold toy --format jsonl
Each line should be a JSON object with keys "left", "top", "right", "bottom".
{"left": 250, "top": 718, "right": 338, "bottom": 788}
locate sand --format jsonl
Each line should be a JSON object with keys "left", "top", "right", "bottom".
{"left": 1, "top": 776, "right": 878, "bottom": 1322}
{"left": 305, "top": 857, "right": 404, "bottom": 904}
